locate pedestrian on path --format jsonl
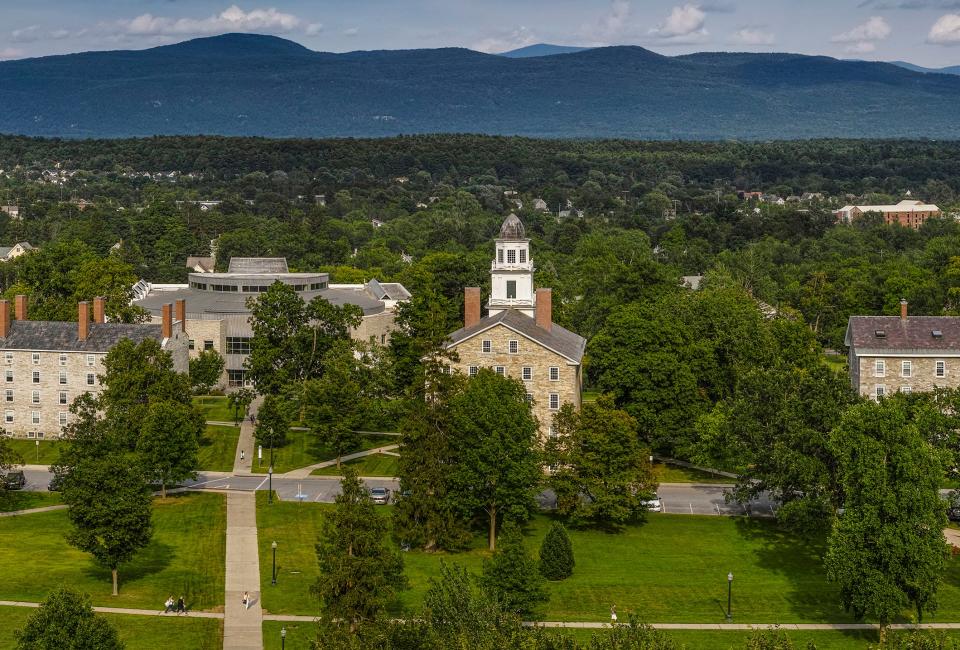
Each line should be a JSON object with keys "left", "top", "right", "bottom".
{"left": 163, "top": 595, "right": 174, "bottom": 613}
{"left": 176, "top": 596, "right": 185, "bottom": 616}
{"left": 240, "top": 450, "right": 245, "bottom": 461}
{"left": 610, "top": 604, "right": 617, "bottom": 624}
{"left": 242, "top": 591, "right": 249, "bottom": 610}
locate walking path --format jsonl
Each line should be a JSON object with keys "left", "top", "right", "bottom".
{"left": 223, "top": 491, "right": 263, "bottom": 650}
{"left": 0, "top": 600, "right": 223, "bottom": 619}
{"left": 232, "top": 398, "right": 262, "bottom": 475}
{"left": 281, "top": 444, "right": 399, "bottom": 478}
{"left": 0, "top": 504, "right": 67, "bottom": 518}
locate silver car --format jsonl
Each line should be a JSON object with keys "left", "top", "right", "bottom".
{"left": 370, "top": 487, "right": 391, "bottom": 505}
{"left": 642, "top": 494, "right": 662, "bottom": 512}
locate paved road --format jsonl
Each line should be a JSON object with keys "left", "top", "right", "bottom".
{"left": 22, "top": 465, "right": 776, "bottom": 516}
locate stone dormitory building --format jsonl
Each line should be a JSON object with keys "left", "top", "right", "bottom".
{"left": 445, "top": 214, "right": 586, "bottom": 439}
{"left": 133, "top": 257, "right": 410, "bottom": 389}
{"left": 845, "top": 300, "right": 960, "bottom": 400}
{"left": 0, "top": 295, "right": 189, "bottom": 439}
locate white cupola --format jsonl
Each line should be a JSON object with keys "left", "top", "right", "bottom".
{"left": 489, "top": 214, "right": 535, "bottom": 317}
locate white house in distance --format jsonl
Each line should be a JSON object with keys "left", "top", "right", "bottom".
{"left": 0, "top": 242, "right": 34, "bottom": 262}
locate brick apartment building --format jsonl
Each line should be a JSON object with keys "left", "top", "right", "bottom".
{"left": 835, "top": 200, "right": 942, "bottom": 229}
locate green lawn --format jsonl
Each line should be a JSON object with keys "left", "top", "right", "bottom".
{"left": 0, "top": 606, "right": 222, "bottom": 649}
{"left": 310, "top": 452, "right": 399, "bottom": 477}
{"left": 653, "top": 462, "right": 733, "bottom": 485}
{"left": 821, "top": 353, "right": 847, "bottom": 375}
{"left": 0, "top": 492, "right": 226, "bottom": 610}
{"left": 6, "top": 439, "right": 62, "bottom": 465}
{"left": 253, "top": 428, "right": 397, "bottom": 474}
{"left": 198, "top": 424, "right": 241, "bottom": 472}
{"left": 255, "top": 498, "right": 960, "bottom": 625}
{"left": 193, "top": 395, "right": 243, "bottom": 424}
{"left": 0, "top": 490, "right": 61, "bottom": 512}
{"left": 263, "top": 620, "right": 315, "bottom": 649}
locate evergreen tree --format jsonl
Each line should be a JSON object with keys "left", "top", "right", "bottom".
{"left": 538, "top": 521, "right": 575, "bottom": 581}
{"left": 480, "top": 521, "right": 548, "bottom": 616}
{"left": 313, "top": 468, "right": 406, "bottom": 632}
{"left": 15, "top": 587, "right": 123, "bottom": 650}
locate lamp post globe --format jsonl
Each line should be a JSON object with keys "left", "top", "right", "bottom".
{"left": 268, "top": 466, "right": 273, "bottom": 504}
{"left": 281, "top": 625, "right": 286, "bottom": 650}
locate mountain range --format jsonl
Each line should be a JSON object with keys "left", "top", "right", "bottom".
{"left": 2, "top": 33, "right": 960, "bottom": 140}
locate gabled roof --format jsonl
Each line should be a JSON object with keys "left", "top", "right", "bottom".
{"left": 0, "top": 321, "right": 164, "bottom": 352}
{"left": 446, "top": 309, "right": 586, "bottom": 364}
{"left": 846, "top": 316, "right": 960, "bottom": 353}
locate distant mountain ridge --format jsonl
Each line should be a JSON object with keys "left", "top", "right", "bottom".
{"left": 3, "top": 33, "right": 960, "bottom": 139}
{"left": 889, "top": 60, "right": 960, "bottom": 76}
{"left": 499, "top": 43, "right": 591, "bottom": 58}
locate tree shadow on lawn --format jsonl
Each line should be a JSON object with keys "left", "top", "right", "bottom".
{"left": 81, "top": 538, "right": 174, "bottom": 593}
{"left": 731, "top": 517, "right": 854, "bottom": 623}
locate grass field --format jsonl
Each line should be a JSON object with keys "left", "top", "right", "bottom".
{"left": 198, "top": 424, "right": 241, "bottom": 471}
{"left": 0, "top": 490, "right": 61, "bottom": 512}
{"left": 255, "top": 496, "right": 960, "bottom": 625}
{"left": 193, "top": 395, "right": 244, "bottom": 424}
{"left": 0, "top": 492, "right": 226, "bottom": 610}
{"left": 263, "top": 620, "right": 316, "bottom": 649}
{"left": 653, "top": 462, "right": 733, "bottom": 485}
{"left": 6, "top": 439, "right": 62, "bottom": 465}
{"left": 252, "top": 429, "right": 397, "bottom": 474}
{"left": 310, "top": 452, "right": 399, "bottom": 477}
{"left": 0, "top": 606, "right": 222, "bottom": 649}
{"left": 821, "top": 353, "right": 847, "bottom": 375}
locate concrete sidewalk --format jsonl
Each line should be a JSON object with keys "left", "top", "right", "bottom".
{"left": 232, "top": 397, "right": 261, "bottom": 475}
{"left": 0, "top": 599, "right": 223, "bottom": 618}
{"left": 0, "top": 505, "right": 67, "bottom": 518}
{"left": 282, "top": 444, "right": 399, "bottom": 479}
{"left": 223, "top": 491, "right": 263, "bottom": 649}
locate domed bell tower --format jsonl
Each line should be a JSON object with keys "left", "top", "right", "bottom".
{"left": 489, "top": 214, "right": 535, "bottom": 317}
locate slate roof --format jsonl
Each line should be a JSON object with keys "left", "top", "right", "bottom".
{"left": 845, "top": 316, "right": 960, "bottom": 353}
{"left": 446, "top": 309, "right": 586, "bottom": 363}
{"left": 227, "top": 258, "right": 289, "bottom": 273}
{"left": 0, "top": 321, "right": 164, "bottom": 352}
{"left": 135, "top": 285, "right": 385, "bottom": 316}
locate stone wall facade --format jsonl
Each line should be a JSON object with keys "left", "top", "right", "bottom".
{"left": 449, "top": 323, "right": 582, "bottom": 440}
{"left": 854, "top": 354, "right": 960, "bottom": 399}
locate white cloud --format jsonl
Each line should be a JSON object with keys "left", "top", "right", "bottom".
{"left": 305, "top": 23, "right": 323, "bottom": 37}
{"left": 845, "top": 41, "right": 877, "bottom": 53}
{"left": 579, "top": 0, "right": 631, "bottom": 44}
{"left": 343, "top": 27, "right": 359, "bottom": 37}
{"left": 832, "top": 16, "right": 891, "bottom": 42}
{"left": 0, "top": 47, "right": 25, "bottom": 60}
{"left": 11, "top": 25, "right": 41, "bottom": 43}
{"left": 649, "top": 4, "right": 708, "bottom": 40}
{"left": 728, "top": 27, "right": 774, "bottom": 46}
{"left": 117, "top": 5, "right": 307, "bottom": 37}
{"left": 928, "top": 13, "right": 960, "bottom": 44}
{"left": 472, "top": 26, "right": 538, "bottom": 53}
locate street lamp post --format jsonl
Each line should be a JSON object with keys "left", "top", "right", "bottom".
{"left": 281, "top": 626, "right": 286, "bottom": 650}
{"left": 268, "top": 466, "right": 273, "bottom": 504}
{"left": 272, "top": 541, "right": 278, "bottom": 585}
{"left": 726, "top": 572, "right": 733, "bottom": 621}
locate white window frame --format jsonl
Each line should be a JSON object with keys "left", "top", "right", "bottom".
{"left": 59, "top": 391, "right": 67, "bottom": 405}
{"left": 4, "top": 410, "right": 13, "bottom": 423}
{"left": 522, "top": 367, "right": 532, "bottom": 380}
{"left": 481, "top": 340, "right": 492, "bottom": 353}
{"left": 494, "top": 366, "right": 505, "bottom": 376}
{"left": 86, "top": 354, "right": 95, "bottom": 367}
{"left": 4, "top": 389, "right": 11, "bottom": 402}
{"left": 32, "top": 352, "right": 40, "bottom": 365}
{"left": 58, "top": 412, "right": 67, "bottom": 426}
{"left": 31, "top": 390, "right": 39, "bottom": 404}
{"left": 936, "top": 360, "right": 946, "bottom": 378}
{"left": 4, "top": 352, "right": 11, "bottom": 364}
{"left": 32, "top": 371, "right": 40, "bottom": 384}
{"left": 468, "top": 366, "right": 478, "bottom": 377}
{"left": 876, "top": 385, "right": 886, "bottom": 400}
{"left": 525, "top": 393, "right": 534, "bottom": 403}
{"left": 59, "top": 371, "right": 67, "bottom": 385}
{"left": 31, "top": 411, "right": 40, "bottom": 424}
{"left": 874, "top": 359, "right": 885, "bottom": 378}
{"left": 901, "top": 360, "right": 912, "bottom": 378}
{"left": 5, "top": 370, "right": 12, "bottom": 382}
{"left": 508, "top": 340, "right": 519, "bottom": 354}
{"left": 549, "top": 393, "right": 560, "bottom": 410}
{"left": 86, "top": 373, "right": 95, "bottom": 386}
{"left": 549, "top": 366, "right": 560, "bottom": 381}
{"left": 59, "top": 353, "right": 67, "bottom": 366}
{"left": 900, "top": 386, "right": 913, "bottom": 394}
{"left": 507, "top": 249, "right": 517, "bottom": 264}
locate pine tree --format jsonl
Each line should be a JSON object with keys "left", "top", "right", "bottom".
{"left": 480, "top": 521, "right": 548, "bottom": 615}
{"left": 538, "top": 521, "right": 574, "bottom": 581}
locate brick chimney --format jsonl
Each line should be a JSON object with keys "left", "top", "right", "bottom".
{"left": 175, "top": 299, "right": 186, "bottom": 332}
{"left": 464, "top": 287, "right": 481, "bottom": 329}
{"left": 536, "top": 288, "right": 552, "bottom": 332}
{"left": 900, "top": 298, "right": 908, "bottom": 321}
{"left": 0, "top": 300, "right": 10, "bottom": 338}
{"left": 78, "top": 301, "right": 89, "bottom": 341}
{"left": 14, "top": 294, "right": 27, "bottom": 321}
{"left": 93, "top": 296, "right": 106, "bottom": 324}
{"left": 161, "top": 303, "right": 173, "bottom": 339}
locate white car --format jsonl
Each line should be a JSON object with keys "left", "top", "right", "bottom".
{"left": 642, "top": 494, "right": 662, "bottom": 512}
{"left": 369, "top": 487, "right": 391, "bottom": 505}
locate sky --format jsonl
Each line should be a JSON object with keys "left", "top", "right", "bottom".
{"left": 2, "top": 1, "right": 960, "bottom": 67}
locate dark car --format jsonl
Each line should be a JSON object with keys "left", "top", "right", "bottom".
{"left": 4, "top": 470, "right": 26, "bottom": 490}
{"left": 948, "top": 507, "right": 960, "bottom": 523}
{"left": 48, "top": 474, "right": 64, "bottom": 492}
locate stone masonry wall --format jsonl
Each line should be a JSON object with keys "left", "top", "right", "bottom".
{"left": 856, "top": 355, "right": 960, "bottom": 398}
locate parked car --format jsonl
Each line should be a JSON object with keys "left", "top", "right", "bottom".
{"left": 369, "top": 487, "right": 391, "bottom": 505}
{"left": 642, "top": 494, "right": 662, "bottom": 512}
{"left": 4, "top": 470, "right": 26, "bottom": 490}
{"left": 48, "top": 474, "right": 63, "bottom": 492}
{"left": 948, "top": 507, "right": 960, "bottom": 523}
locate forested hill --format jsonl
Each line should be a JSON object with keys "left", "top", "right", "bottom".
{"left": 3, "top": 33, "right": 960, "bottom": 140}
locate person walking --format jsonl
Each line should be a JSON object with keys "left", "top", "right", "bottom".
{"left": 163, "top": 595, "right": 174, "bottom": 613}
{"left": 240, "top": 449, "right": 245, "bottom": 461}
{"left": 176, "top": 596, "right": 185, "bottom": 616}
{"left": 610, "top": 604, "right": 617, "bottom": 624}
{"left": 242, "top": 591, "right": 249, "bottom": 610}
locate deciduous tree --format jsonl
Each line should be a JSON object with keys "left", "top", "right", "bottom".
{"left": 137, "top": 401, "right": 201, "bottom": 498}
{"left": 15, "top": 587, "right": 122, "bottom": 650}
{"left": 189, "top": 349, "right": 224, "bottom": 394}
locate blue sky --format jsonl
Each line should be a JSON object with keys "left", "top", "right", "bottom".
{"left": 2, "top": 1, "right": 960, "bottom": 67}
